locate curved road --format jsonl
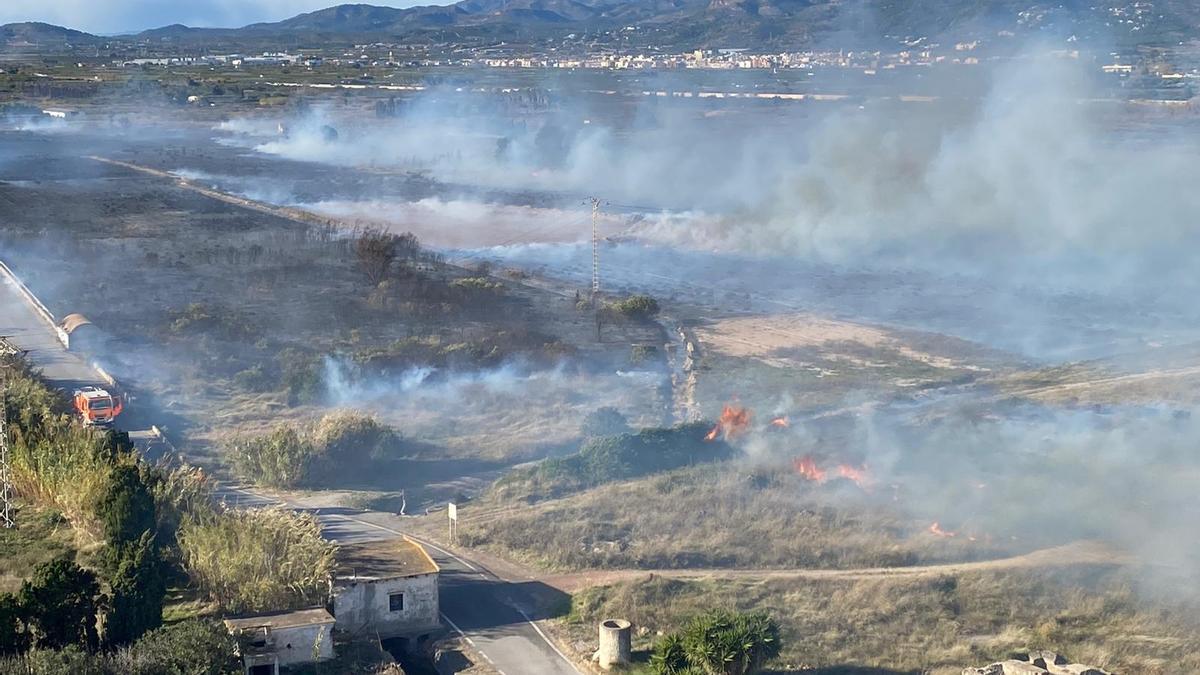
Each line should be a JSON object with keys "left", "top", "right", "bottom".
{"left": 0, "top": 261, "right": 580, "bottom": 675}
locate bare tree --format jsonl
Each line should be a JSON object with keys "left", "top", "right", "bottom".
{"left": 354, "top": 227, "right": 399, "bottom": 285}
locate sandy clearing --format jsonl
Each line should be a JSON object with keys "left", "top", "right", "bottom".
{"left": 695, "top": 313, "right": 977, "bottom": 371}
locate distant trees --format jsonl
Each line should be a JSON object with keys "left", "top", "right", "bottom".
{"left": 651, "top": 610, "right": 781, "bottom": 675}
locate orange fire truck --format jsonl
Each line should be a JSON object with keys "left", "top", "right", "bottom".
{"left": 72, "top": 386, "right": 123, "bottom": 426}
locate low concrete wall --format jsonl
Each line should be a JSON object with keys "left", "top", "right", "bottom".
{"left": 0, "top": 259, "right": 69, "bottom": 348}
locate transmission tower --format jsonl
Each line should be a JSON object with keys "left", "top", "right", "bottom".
{"left": 589, "top": 197, "right": 602, "bottom": 296}
{"left": 0, "top": 337, "right": 19, "bottom": 529}
{"left": 0, "top": 389, "right": 12, "bottom": 529}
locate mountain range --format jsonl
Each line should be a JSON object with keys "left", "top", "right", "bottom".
{"left": 3, "top": 1, "right": 1198, "bottom": 51}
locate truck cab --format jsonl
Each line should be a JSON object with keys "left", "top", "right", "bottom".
{"left": 72, "top": 386, "right": 123, "bottom": 426}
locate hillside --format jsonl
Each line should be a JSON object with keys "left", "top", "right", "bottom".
{"left": 0, "top": 21, "right": 98, "bottom": 49}
{"left": 3, "top": 0, "right": 1198, "bottom": 52}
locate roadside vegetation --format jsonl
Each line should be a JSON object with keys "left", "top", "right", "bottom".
{"left": 178, "top": 507, "right": 336, "bottom": 614}
{"left": 0, "top": 356, "right": 335, "bottom": 664}
{"left": 227, "top": 410, "right": 399, "bottom": 488}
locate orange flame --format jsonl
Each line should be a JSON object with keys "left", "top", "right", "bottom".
{"left": 793, "top": 455, "right": 827, "bottom": 483}
{"left": 836, "top": 463, "right": 870, "bottom": 487}
{"left": 929, "top": 522, "right": 956, "bottom": 538}
{"left": 705, "top": 404, "right": 751, "bottom": 442}
{"left": 769, "top": 416, "right": 790, "bottom": 429}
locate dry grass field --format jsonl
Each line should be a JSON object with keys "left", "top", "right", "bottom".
{"left": 559, "top": 566, "right": 1200, "bottom": 674}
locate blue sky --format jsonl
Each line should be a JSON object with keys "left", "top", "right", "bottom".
{"left": 0, "top": 0, "right": 432, "bottom": 34}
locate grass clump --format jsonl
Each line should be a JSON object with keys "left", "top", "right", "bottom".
{"left": 177, "top": 507, "right": 337, "bottom": 614}
{"left": 227, "top": 410, "right": 398, "bottom": 489}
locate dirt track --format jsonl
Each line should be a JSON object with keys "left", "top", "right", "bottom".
{"left": 538, "top": 540, "right": 1134, "bottom": 592}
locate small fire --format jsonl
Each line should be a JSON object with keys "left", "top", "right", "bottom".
{"left": 769, "top": 416, "right": 790, "bottom": 429}
{"left": 705, "top": 403, "right": 752, "bottom": 441}
{"left": 928, "top": 522, "right": 956, "bottom": 538}
{"left": 836, "top": 463, "right": 870, "bottom": 488}
{"left": 793, "top": 455, "right": 827, "bottom": 483}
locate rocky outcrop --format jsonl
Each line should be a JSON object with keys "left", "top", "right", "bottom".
{"left": 963, "top": 652, "right": 1111, "bottom": 675}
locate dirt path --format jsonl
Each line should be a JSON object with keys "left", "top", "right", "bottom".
{"left": 538, "top": 540, "right": 1134, "bottom": 592}
{"left": 1005, "top": 364, "right": 1200, "bottom": 402}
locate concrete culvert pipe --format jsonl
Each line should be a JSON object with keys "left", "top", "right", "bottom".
{"left": 596, "top": 618, "right": 631, "bottom": 669}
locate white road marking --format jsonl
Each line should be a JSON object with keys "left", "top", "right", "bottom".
{"left": 442, "top": 612, "right": 507, "bottom": 675}
{"left": 516, "top": 607, "right": 580, "bottom": 671}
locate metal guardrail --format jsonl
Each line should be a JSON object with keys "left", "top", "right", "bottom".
{"left": 0, "top": 260, "right": 70, "bottom": 348}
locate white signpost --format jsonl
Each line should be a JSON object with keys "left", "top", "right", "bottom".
{"left": 447, "top": 502, "right": 458, "bottom": 544}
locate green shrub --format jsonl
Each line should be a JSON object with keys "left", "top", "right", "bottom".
{"left": 97, "top": 465, "right": 156, "bottom": 557}
{"left": 0, "top": 620, "right": 239, "bottom": 675}
{"left": 231, "top": 365, "right": 274, "bottom": 393}
{"left": 18, "top": 558, "right": 101, "bottom": 651}
{"left": 652, "top": 610, "right": 781, "bottom": 675}
{"left": 277, "top": 348, "right": 323, "bottom": 405}
{"left": 608, "top": 294, "right": 660, "bottom": 320}
{"left": 498, "top": 422, "right": 731, "bottom": 500}
{"left": 105, "top": 534, "right": 165, "bottom": 647}
{"left": 0, "top": 595, "right": 25, "bottom": 656}
{"left": 116, "top": 619, "right": 238, "bottom": 675}
{"left": 580, "top": 407, "right": 631, "bottom": 438}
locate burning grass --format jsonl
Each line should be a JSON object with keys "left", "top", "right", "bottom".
{"left": 561, "top": 566, "right": 1200, "bottom": 674}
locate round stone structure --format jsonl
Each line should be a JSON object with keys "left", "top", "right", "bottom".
{"left": 596, "top": 618, "right": 631, "bottom": 670}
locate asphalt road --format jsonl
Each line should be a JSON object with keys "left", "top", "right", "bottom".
{"left": 0, "top": 261, "right": 582, "bottom": 675}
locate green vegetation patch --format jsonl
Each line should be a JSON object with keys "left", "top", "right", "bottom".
{"left": 494, "top": 422, "right": 732, "bottom": 502}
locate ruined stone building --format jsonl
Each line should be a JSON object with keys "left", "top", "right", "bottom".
{"left": 224, "top": 607, "right": 336, "bottom": 675}
{"left": 331, "top": 537, "right": 441, "bottom": 648}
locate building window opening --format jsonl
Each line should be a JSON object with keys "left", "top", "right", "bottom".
{"left": 389, "top": 592, "right": 404, "bottom": 612}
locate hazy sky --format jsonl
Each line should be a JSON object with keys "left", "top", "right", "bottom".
{"left": 0, "top": 0, "right": 432, "bottom": 34}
